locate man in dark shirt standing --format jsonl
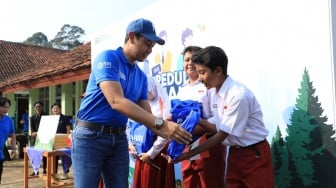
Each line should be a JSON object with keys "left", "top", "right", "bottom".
{"left": 30, "top": 101, "right": 45, "bottom": 145}
{"left": 29, "top": 101, "right": 46, "bottom": 176}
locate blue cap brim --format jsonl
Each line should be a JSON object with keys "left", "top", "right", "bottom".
{"left": 141, "top": 34, "right": 165, "bottom": 45}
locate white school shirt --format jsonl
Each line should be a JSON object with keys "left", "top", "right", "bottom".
{"left": 147, "top": 76, "right": 171, "bottom": 119}
{"left": 177, "top": 79, "right": 213, "bottom": 118}
{"left": 207, "top": 76, "right": 268, "bottom": 147}
{"left": 147, "top": 79, "right": 210, "bottom": 158}
{"left": 146, "top": 77, "right": 170, "bottom": 159}
{"left": 177, "top": 80, "right": 207, "bottom": 102}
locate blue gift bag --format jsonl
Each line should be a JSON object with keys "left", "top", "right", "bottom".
{"left": 129, "top": 121, "right": 155, "bottom": 153}
{"left": 167, "top": 99, "right": 201, "bottom": 160}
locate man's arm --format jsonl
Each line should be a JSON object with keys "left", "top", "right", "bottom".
{"left": 65, "top": 115, "right": 72, "bottom": 134}
{"left": 30, "top": 116, "right": 38, "bottom": 137}
{"left": 137, "top": 100, "right": 152, "bottom": 114}
{"left": 66, "top": 125, "right": 71, "bottom": 134}
{"left": 100, "top": 81, "right": 192, "bottom": 144}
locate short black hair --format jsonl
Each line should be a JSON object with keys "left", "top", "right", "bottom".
{"left": 51, "top": 102, "right": 61, "bottom": 109}
{"left": 192, "top": 46, "right": 228, "bottom": 76}
{"left": 0, "top": 96, "right": 11, "bottom": 106}
{"left": 33, "top": 101, "right": 43, "bottom": 107}
{"left": 182, "top": 46, "right": 202, "bottom": 56}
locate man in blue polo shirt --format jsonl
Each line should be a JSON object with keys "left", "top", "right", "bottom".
{"left": 72, "top": 18, "right": 192, "bottom": 188}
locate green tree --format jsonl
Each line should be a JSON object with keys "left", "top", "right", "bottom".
{"left": 271, "top": 126, "right": 291, "bottom": 188}
{"left": 286, "top": 109, "right": 316, "bottom": 186}
{"left": 300, "top": 68, "right": 336, "bottom": 187}
{"left": 285, "top": 68, "right": 321, "bottom": 187}
{"left": 287, "top": 151, "right": 303, "bottom": 186}
{"left": 48, "top": 24, "right": 85, "bottom": 50}
{"left": 23, "top": 32, "right": 48, "bottom": 47}
{"left": 283, "top": 68, "right": 336, "bottom": 187}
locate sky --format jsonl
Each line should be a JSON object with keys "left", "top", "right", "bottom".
{"left": 0, "top": 0, "right": 158, "bottom": 43}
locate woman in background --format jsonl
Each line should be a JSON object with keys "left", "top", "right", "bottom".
{"left": 51, "top": 102, "right": 71, "bottom": 179}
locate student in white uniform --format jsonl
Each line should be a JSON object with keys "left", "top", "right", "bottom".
{"left": 129, "top": 76, "right": 176, "bottom": 188}
{"left": 176, "top": 46, "right": 225, "bottom": 188}
{"left": 172, "top": 46, "right": 275, "bottom": 188}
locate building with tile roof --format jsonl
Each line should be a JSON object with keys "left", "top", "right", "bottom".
{"left": 0, "top": 40, "right": 91, "bottom": 132}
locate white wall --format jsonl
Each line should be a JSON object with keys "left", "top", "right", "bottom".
{"left": 91, "top": 0, "right": 335, "bottom": 139}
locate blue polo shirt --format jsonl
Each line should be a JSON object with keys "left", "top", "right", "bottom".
{"left": 0, "top": 115, "right": 14, "bottom": 160}
{"left": 77, "top": 47, "right": 148, "bottom": 127}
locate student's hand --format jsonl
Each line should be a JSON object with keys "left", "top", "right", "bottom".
{"left": 173, "top": 152, "right": 190, "bottom": 163}
{"left": 140, "top": 153, "right": 151, "bottom": 163}
{"left": 161, "top": 152, "right": 190, "bottom": 164}
{"left": 160, "top": 153, "right": 174, "bottom": 163}
{"left": 128, "top": 144, "right": 138, "bottom": 159}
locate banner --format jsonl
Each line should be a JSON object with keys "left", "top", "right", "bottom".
{"left": 92, "top": 0, "right": 336, "bottom": 187}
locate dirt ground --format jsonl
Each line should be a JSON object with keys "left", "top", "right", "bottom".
{"left": 1, "top": 158, "right": 74, "bottom": 188}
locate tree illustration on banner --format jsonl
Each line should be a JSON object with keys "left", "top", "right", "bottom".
{"left": 271, "top": 68, "right": 336, "bottom": 188}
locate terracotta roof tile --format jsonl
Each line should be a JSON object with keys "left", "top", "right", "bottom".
{"left": 11, "top": 42, "right": 91, "bottom": 82}
{"left": 0, "top": 40, "right": 91, "bottom": 93}
{"left": 0, "top": 40, "right": 66, "bottom": 82}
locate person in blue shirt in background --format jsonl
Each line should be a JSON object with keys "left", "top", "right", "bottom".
{"left": 0, "top": 96, "right": 17, "bottom": 184}
{"left": 72, "top": 18, "right": 192, "bottom": 188}
{"left": 20, "top": 108, "right": 29, "bottom": 134}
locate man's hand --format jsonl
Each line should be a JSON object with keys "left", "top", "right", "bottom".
{"left": 154, "top": 120, "right": 192, "bottom": 145}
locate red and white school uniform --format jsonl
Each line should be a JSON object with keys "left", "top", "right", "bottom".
{"left": 132, "top": 77, "right": 175, "bottom": 188}
{"left": 177, "top": 80, "right": 226, "bottom": 188}
{"left": 208, "top": 76, "right": 275, "bottom": 188}
{"left": 132, "top": 139, "right": 175, "bottom": 188}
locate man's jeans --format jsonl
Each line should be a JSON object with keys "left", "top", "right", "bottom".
{"left": 71, "top": 125, "right": 129, "bottom": 188}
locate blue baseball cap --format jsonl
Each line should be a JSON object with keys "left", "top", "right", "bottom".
{"left": 126, "top": 18, "right": 165, "bottom": 45}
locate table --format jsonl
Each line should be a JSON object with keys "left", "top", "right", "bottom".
{"left": 23, "top": 147, "right": 73, "bottom": 188}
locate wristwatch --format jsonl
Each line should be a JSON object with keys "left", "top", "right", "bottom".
{"left": 154, "top": 117, "right": 164, "bottom": 129}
